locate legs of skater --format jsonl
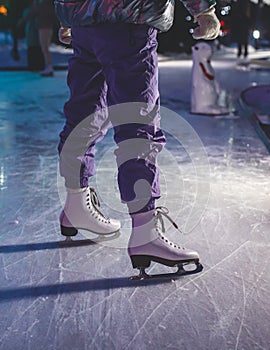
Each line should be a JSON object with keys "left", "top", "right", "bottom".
{"left": 59, "top": 23, "right": 164, "bottom": 236}
{"left": 39, "top": 28, "right": 54, "bottom": 76}
{"left": 237, "top": 43, "right": 242, "bottom": 58}
{"left": 58, "top": 32, "right": 121, "bottom": 236}
{"left": 58, "top": 23, "right": 202, "bottom": 274}
{"left": 94, "top": 24, "right": 200, "bottom": 271}
{"left": 10, "top": 25, "right": 20, "bottom": 61}
{"left": 244, "top": 42, "right": 248, "bottom": 58}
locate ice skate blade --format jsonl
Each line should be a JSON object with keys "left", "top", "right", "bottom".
{"left": 129, "top": 263, "right": 203, "bottom": 281}
{"left": 130, "top": 254, "right": 200, "bottom": 269}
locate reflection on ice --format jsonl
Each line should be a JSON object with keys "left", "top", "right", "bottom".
{"left": 0, "top": 165, "right": 7, "bottom": 190}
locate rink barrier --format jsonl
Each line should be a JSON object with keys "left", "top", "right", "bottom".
{"left": 239, "top": 84, "right": 270, "bottom": 153}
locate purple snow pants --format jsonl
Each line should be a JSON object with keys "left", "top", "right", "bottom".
{"left": 58, "top": 23, "right": 166, "bottom": 214}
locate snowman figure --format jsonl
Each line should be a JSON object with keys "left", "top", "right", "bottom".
{"left": 191, "top": 42, "right": 230, "bottom": 115}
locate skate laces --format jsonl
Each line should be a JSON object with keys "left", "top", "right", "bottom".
{"left": 154, "top": 207, "right": 183, "bottom": 248}
{"left": 87, "top": 187, "right": 109, "bottom": 222}
{"left": 154, "top": 207, "right": 180, "bottom": 231}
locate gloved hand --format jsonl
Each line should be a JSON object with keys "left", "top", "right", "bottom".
{"left": 58, "top": 26, "right": 72, "bottom": 45}
{"left": 193, "top": 8, "right": 220, "bottom": 40}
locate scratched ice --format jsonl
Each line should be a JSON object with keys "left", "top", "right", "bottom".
{"left": 0, "top": 48, "right": 270, "bottom": 350}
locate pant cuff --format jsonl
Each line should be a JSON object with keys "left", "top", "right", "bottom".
{"left": 127, "top": 198, "right": 156, "bottom": 215}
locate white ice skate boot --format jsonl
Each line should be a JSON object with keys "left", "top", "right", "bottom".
{"left": 60, "top": 187, "right": 121, "bottom": 237}
{"left": 128, "top": 207, "right": 203, "bottom": 279}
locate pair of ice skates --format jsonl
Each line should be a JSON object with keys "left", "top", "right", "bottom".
{"left": 60, "top": 187, "right": 203, "bottom": 279}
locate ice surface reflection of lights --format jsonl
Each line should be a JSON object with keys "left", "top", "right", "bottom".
{"left": 250, "top": 0, "right": 270, "bottom": 4}
{"left": 0, "top": 166, "right": 6, "bottom": 190}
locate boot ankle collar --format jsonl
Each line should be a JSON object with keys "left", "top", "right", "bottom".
{"left": 66, "top": 187, "right": 87, "bottom": 194}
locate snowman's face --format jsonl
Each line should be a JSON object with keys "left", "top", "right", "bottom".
{"left": 192, "top": 43, "right": 212, "bottom": 61}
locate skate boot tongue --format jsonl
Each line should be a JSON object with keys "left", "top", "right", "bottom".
{"left": 88, "top": 187, "right": 109, "bottom": 222}
{"left": 89, "top": 187, "right": 100, "bottom": 207}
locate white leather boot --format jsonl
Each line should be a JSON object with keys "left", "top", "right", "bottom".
{"left": 60, "top": 187, "right": 121, "bottom": 237}
{"left": 128, "top": 207, "right": 200, "bottom": 269}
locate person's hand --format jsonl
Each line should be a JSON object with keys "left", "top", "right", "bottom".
{"left": 193, "top": 8, "right": 220, "bottom": 40}
{"left": 58, "top": 26, "right": 72, "bottom": 45}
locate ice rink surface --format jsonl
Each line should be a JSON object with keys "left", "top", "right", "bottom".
{"left": 0, "top": 49, "right": 270, "bottom": 349}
